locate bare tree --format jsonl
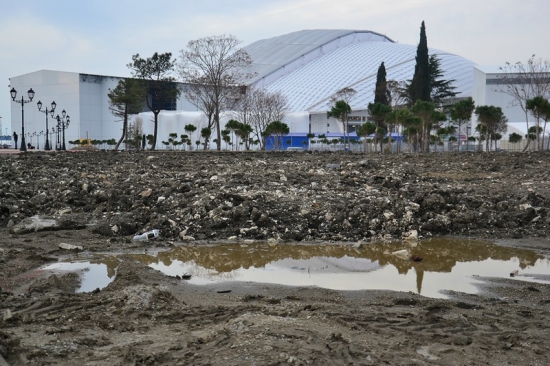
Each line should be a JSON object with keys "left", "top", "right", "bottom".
{"left": 184, "top": 83, "right": 216, "bottom": 134}
{"left": 386, "top": 80, "right": 409, "bottom": 108}
{"left": 234, "top": 88, "right": 288, "bottom": 150}
{"left": 496, "top": 55, "right": 550, "bottom": 151}
{"left": 178, "top": 35, "right": 254, "bottom": 151}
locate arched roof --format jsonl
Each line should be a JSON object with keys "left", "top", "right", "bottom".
{"left": 244, "top": 29, "right": 394, "bottom": 87}
{"left": 244, "top": 30, "right": 475, "bottom": 113}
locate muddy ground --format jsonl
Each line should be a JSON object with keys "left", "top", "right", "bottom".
{"left": 1, "top": 150, "right": 550, "bottom": 365}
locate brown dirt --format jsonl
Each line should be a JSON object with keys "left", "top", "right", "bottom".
{"left": 1, "top": 151, "right": 550, "bottom": 365}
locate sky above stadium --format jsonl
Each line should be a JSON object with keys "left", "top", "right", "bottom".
{"left": 1, "top": 0, "right": 549, "bottom": 133}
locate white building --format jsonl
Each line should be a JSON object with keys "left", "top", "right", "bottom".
{"left": 471, "top": 65, "right": 550, "bottom": 150}
{"left": 8, "top": 70, "right": 210, "bottom": 148}
{"left": 8, "top": 29, "right": 537, "bottom": 149}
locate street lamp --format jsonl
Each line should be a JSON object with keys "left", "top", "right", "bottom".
{"left": 37, "top": 100, "right": 56, "bottom": 150}
{"left": 10, "top": 88, "right": 35, "bottom": 152}
{"left": 51, "top": 127, "right": 58, "bottom": 150}
{"left": 55, "top": 110, "right": 70, "bottom": 151}
{"left": 37, "top": 130, "right": 44, "bottom": 149}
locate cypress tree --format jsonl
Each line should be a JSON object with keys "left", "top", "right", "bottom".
{"left": 374, "top": 62, "right": 389, "bottom": 105}
{"left": 409, "top": 21, "right": 431, "bottom": 103}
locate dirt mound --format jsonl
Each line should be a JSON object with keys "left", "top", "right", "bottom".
{"left": 2, "top": 151, "right": 550, "bottom": 243}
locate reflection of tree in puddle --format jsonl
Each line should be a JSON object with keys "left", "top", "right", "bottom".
{"left": 51, "top": 239, "right": 546, "bottom": 296}
{"left": 89, "top": 256, "right": 120, "bottom": 278}
{"left": 186, "top": 261, "right": 239, "bottom": 281}
{"left": 126, "top": 238, "right": 544, "bottom": 278}
{"left": 56, "top": 255, "right": 121, "bottom": 279}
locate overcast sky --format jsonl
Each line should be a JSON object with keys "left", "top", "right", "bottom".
{"left": 1, "top": 0, "right": 549, "bottom": 134}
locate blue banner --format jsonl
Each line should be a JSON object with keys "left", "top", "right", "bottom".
{"left": 0, "top": 136, "right": 12, "bottom": 141}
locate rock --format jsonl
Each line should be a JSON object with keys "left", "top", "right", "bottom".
{"left": 179, "top": 235, "right": 195, "bottom": 242}
{"left": 267, "top": 238, "right": 279, "bottom": 246}
{"left": 10, "top": 215, "right": 58, "bottom": 234}
{"left": 59, "top": 243, "right": 83, "bottom": 251}
{"left": 519, "top": 203, "right": 532, "bottom": 210}
{"left": 392, "top": 249, "right": 410, "bottom": 260}
{"left": 140, "top": 188, "right": 152, "bottom": 198}
{"left": 403, "top": 230, "right": 419, "bottom": 241}
{"left": 424, "top": 193, "right": 446, "bottom": 210}
{"left": 29, "top": 192, "right": 48, "bottom": 206}
{"left": 2, "top": 309, "right": 12, "bottom": 321}
{"left": 179, "top": 229, "right": 194, "bottom": 241}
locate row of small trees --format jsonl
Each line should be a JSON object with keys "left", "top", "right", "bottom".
{"left": 158, "top": 119, "right": 290, "bottom": 151}
{"left": 108, "top": 35, "right": 289, "bottom": 152}
{"left": 328, "top": 21, "right": 550, "bottom": 153}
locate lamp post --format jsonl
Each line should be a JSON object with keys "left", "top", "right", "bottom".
{"left": 55, "top": 110, "right": 70, "bottom": 151}
{"left": 10, "top": 87, "right": 35, "bottom": 152}
{"left": 37, "top": 100, "right": 56, "bottom": 150}
{"left": 55, "top": 124, "right": 61, "bottom": 150}
{"left": 37, "top": 130, "right": 44, "bottom": 149}
{"left": 51, "top": 127, "right": 58, "bottom": 150}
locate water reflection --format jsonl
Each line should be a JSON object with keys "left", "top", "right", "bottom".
{"left": 125, "top": 238, "right": 548, "bottom": 297}
{"left": 41, "top": 239, "right": 550, "bottom": 298}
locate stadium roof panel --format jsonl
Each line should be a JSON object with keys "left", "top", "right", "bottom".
{"left": 244, "top": 29, "right": 394, "bottom": 86}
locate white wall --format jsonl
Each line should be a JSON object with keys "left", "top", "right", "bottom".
{"left": 309, "top": 113, "right": 344, "bottom": 134}
{"left": 472, "top": 66, "right": 532, "bottom": 134}
{"left": 10, "top": 70, "right": 81, "bottom": 147}
{"left": 10, "top": 69, "right": 401, "bottom": 150}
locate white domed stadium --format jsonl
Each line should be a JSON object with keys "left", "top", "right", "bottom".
{"left": 245, "top": 29, "right": 475, "bottom": 113}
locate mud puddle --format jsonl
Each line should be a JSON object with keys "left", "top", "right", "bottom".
{"left": 41, "top": 238, "right": 550, "bottom": 298}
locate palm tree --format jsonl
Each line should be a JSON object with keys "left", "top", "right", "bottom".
{"left": 368, "top": 102, "right": 392, "bottom": 152}
{"left": 328, "top": 100, "right": 352, "bottom": 151}
{"left": 357, "top": 121, "right": 376, "bottom": 153}
{"left": 450, "top": 97, "right": 475, "bottom": 151}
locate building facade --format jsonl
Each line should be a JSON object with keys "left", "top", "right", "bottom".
{"left": 8, "top": 29, "right": 539, "bottom": 150}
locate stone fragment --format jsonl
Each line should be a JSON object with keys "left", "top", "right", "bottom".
{"left": 10, "top": 215, "right": 58, "bottom": 234}
{"left": 140, "top": 188, "right": 152, "bottom": 198}
{"left": 392, "top": 249, "right": 410, "bottom": 260}
{"left": 59, "top": 243, "right": 83, "bottom": 251}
